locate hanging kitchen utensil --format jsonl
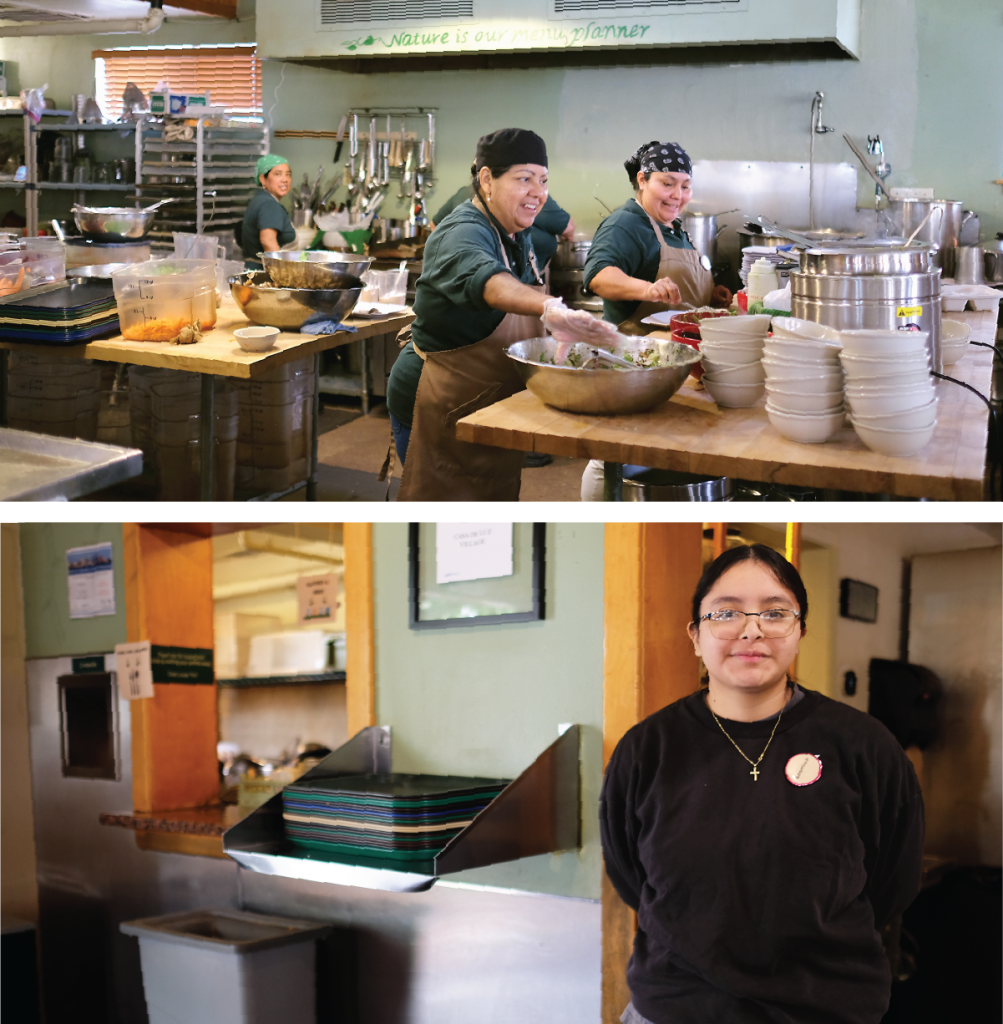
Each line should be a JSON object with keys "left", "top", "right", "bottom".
{"left": 427, "top": 112, "right": 435, "bottom": 179}
{"left": 334, "top": 114, "right": 348, "bottom": 162}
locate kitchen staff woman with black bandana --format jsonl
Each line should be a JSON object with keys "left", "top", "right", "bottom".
{"left": 386, "top": 127, "right": 617, "bottom": 501}
{"left": 600, "top": 543, "right": 925, "bottom": 1024}
{"left": 584, "top": 140, "right": 731, "bottom": 329}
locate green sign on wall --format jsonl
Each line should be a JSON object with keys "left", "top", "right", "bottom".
{"left": 150, "top": 646, "right": 214, "bottom": 685}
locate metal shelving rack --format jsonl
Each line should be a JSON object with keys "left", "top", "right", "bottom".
{"left": 136, "top": 117, "right": 269, "bottom": 248}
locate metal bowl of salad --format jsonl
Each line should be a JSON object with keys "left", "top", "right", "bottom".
{"left": 505, "top": 335, "right": 702, "bottom": 415}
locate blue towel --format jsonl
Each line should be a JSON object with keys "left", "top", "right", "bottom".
{"left": 300, "top": 313, "right": 358, "bottom": 335}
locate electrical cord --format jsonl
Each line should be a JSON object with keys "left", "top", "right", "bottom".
{"left": 931, "top": 370, "right": 999, "bottom": 501}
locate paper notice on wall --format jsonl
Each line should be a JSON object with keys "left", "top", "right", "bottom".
{"left": 435, "top": 524, "right": 513, "bottom": 584}
{"left": 66, "top": 542, "right": 116, "bottom": 619}
{"left": 114, "top": 641, "right": 154, "bottom": 700}
{"left": 297, "top": 572, "right": 338, "bottom": 624}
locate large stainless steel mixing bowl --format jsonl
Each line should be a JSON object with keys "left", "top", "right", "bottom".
{"left": 505, "top": 336, "right": 701, "bottom": 415}
{"left": 259, "top": 250, "right": 373, "bottom": 289}
{"left": 229, "top": 271, "right": 363, "bottom": 329}
{"left": 71, "top": 199, "right": 174, "bottom": 242}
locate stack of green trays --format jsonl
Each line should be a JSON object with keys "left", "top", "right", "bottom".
{"left": 0, "top": 279, "right": 119, "bottom": 343}
{"left": 282, "top": 773, "right": 509, "bottom": 862}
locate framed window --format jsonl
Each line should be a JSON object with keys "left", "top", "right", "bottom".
{"left": 93, "top": 45, "right": 263, "bottom": 120}
{"left": 409, "top": 523, "right": 546, "bottom": 630}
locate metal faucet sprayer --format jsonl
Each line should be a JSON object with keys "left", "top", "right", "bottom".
{"left": 808, "top": 91, "right": 834, "bottom": 231}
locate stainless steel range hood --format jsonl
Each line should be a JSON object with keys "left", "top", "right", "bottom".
{"left": 223, "top": 724, "right": 582, "bottom": 893}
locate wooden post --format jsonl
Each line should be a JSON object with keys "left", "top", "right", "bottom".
{"left": 602, "top": 523, "right": 704, "bottom": 1023}
{"left": 123, "top": 524, "right": 218, "bottom": 813}
{"left": 344, "top": 522, "right": 376, "bottom": 738}
{"left": 712, "top": 522, "right": 728, "bottom": 560}
{"left": 785, "top": 522, "right": 802, "bottom": 570}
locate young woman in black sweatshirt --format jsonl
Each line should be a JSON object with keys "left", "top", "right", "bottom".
{"left": 600, "top": 544, "right": 924, "bottom": 1024}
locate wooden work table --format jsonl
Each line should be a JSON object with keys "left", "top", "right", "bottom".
{"left": 0, "top": 297, "right": 414, "bottom": 499}
{"left": 456, "top": 310, "right": 997, "bottom": 501}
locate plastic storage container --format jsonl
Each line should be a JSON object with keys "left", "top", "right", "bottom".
{"left": 120, "top": 908, "right": 330, "bottom": 1024}
{"left": 112, "top": 259, "right": 217, "bottom": 340}
{"left": 5, "top": 352, "right": 101, "bottom": 439}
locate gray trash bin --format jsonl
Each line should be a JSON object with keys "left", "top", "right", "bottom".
{"left": 120, "top": 908, "right": 330, "bottom": 1024}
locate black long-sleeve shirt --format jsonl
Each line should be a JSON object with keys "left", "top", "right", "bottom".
{"left": 600, "top": 688, "right": 924, "bottom": 1024}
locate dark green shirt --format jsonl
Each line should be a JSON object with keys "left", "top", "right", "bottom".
{"left": 433, "top": 188, "right": 571, "bottom": 271}
{"left": 386, "top": 201, "right": 542, "bottom": 429}
{"left": 241, "top": 189, "right": 296, "bottom": 265}
{"left": 583, "top": 198, "right": 693, "bottom": 324}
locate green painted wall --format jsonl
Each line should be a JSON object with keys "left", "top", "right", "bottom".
{"left": 257, "top": 0, "right": 1000, "bottom": 240}
{"left": 371, "top": 522, "right": 604, "bottom": 900}
{"left": 19, "top": 523, "right": 127, "bottom": 660}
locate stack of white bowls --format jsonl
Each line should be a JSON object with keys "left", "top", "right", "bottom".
{"left": 839, "top": 329, "right": 937, "bottom": 457}
{"left": 940, "top": 318, "right": 970, "bottom": 367}
{"left": 698, "top": 314, "right": 771, "bottom": 408}
{"left": 763, "top": 316, "right": 846, "bottom": 443}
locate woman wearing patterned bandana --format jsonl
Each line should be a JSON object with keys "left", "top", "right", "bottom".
{"left": 579, "top": 141, "right": 732, "bottom": 499}
{"left": 584, "top": 140, "right": 731, "bottom": 327}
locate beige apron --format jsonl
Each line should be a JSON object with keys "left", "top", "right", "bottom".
{"left": 396, "top": 218, "right": 545, "bottom": 502}
{"left": 618, "top": 201, "right": 714, "bottom": 336}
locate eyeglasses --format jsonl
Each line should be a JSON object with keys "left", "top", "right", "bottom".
{"left": 699, "top": 608, "right": 801, "bottom": 639}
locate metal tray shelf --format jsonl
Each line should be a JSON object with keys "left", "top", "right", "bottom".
{"left": 223, "top": 724, "right": 581, "bottom": 893}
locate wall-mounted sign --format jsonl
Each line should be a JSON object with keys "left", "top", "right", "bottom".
{"left": 840, "top": 578, "right": 879, "bottom": 623}
{"left": 72, "top": 655, "right": 105, "bottom": 674}
{"left": 435, "top": 523, "right": 513, "bottom": 585}
{"left": 114, "top": 641, "right": 153, "bottom": 700}
{"left": 151, "top": 646, "right": 214, "bottom": 684}
{"left": 66, "top": 542, "right": 116, "bottom": 619}
{"left": 297, "top": 572, "right": 339, "bottom": 624}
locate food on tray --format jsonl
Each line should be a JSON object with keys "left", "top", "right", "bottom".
{"left": 123, "top": 317, "right": 203, "bottom": 344}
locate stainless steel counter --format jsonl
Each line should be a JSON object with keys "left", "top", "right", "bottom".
{"left": 0, "top": 428, "right": 142, "bottom": 501}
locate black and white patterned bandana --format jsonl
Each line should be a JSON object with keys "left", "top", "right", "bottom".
{"left": 624, "top": 140, "right": 692, "bottom": 183}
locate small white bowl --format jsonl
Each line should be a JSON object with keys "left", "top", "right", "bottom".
{"left": 700, "top": 341, "right": 766, "bottom": 361}
{"left": 233, "top": 326, "right": 279, "bottom": 352}
{"left": 698, "top": 314, "right": 773, "bottom": 341}
{"left": 770, "top": 316, "right": 843, "bottom": 343}
{"left": 851, "top": 417, "right": 937, "bottom": 457}
{"left": 842, "top": 366, "right": 933, "bottom": 388}
{"left": 849, "top": 399, "right": 938, "bottom": 431}
{"left": 941, "top": 318, "right": 971, "bottom": 345}
{"left": 763, "top": 372, "right": 845, "bottom": 394}
{"left": 839, "top": 351, "right": 930, "bottom": 377}
{"left": 765, "top": 385, "right": 844, "bottom": 413}
{"left": 702, "top": 377, "right": 766, "bottom": 408}
{"left": 763, "top": 346, "right": 842, "bottom": 369}
{"left": 838, "top": 329, "right": 930, "bottom": 356}
{"left": 702, "top": 362, "right": 767, "bottom": 385}
{"left": 844, "top": 384, "right": 936, "bottom": 416}
{"left": 941, "top": 346, "right": 968, "bottom": 367}
{"left": 762, "top": 355, "right": 843, "bottom": 377}
{"left": 766, "top": 403, "right": 846, "bottom": 444}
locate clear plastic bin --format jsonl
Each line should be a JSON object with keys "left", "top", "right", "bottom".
{"left": 120, "top": 908, "right": 329, "bottom": 1024}
{"left": 112, "top": 259, "right": 216, "bottom": 340}
{"left": 236, "top": 458, "right": 309, "bottom": 495}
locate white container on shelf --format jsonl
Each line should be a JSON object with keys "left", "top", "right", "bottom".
{"left": 746, "top": 258, "right": 780, "bottom": 306}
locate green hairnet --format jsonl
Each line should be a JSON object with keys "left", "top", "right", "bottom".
{"left": 255, "top": 154, "right": 289, "bottom": 181}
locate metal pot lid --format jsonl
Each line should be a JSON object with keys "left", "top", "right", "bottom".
{"left": 799, "top": 246, "right": 935, "bottom": 276}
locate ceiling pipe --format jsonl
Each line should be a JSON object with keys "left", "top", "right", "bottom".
{"left": 0, "top": 1, "right": 165, "bottom": 36}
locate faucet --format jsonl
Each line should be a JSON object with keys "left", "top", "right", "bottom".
{"left": 808, "top": 91, "right": 834, "bottom": 231}
{"left": 867, "top": 134, "right": 891, "bottom": 208}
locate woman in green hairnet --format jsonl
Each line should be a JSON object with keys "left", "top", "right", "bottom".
{"left": 241, "top": 154, "right": 296, "bottom": 269}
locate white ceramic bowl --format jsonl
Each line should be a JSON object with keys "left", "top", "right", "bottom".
{"left": 701, "top": 356, "right": 761, "bottom": 375}
{"left": 766, "top": 403, "right": 846, "bottom": 444}
{"left": 700, "top": 341, "right": 766, "bottom": 361}
{"left": 233, "top": 325, "right": 279, "bottom": 351}
{"left": 941, "top": 318, "right": 971, "bottom": 345}
{"left": 849, "top": 399, "right": 937, "bottom": 431}
{"left": 851, "top": 417, "right": 937, "bottom": 457}
{"left": 762, "top": 355, "right": 844, "bottom": 379}
{"left": 702, "top": 361, "right": 767, "bottom": 385}
{"left": 765, "top": 385, "right": 844, "bottom": 414}
{"left": 702, "top": 377, "right": 766, "bottom": 408}
{"left": 838, "top": 328, "right": 930, "bottom": 356}
{"left": 839, "top": 350, "right": 930, "bottom": 378}
{"left": 842, "top": 366, "right": 933, "bottom": 388}
{"left": 941, "top": 345, "right": 968, "bottom": 367}
{"left": 770, "top": 316, "right": 843, "bottom": 342}
{"left": 763, "top": 371, "right": 845, "bottom": 394}
{"left": 845, "top": 383, "right": 936, "bottom": 416}
{"left": 763, "top": 345, "right": 842, "bottom": 368}
{"left": 698, "top": 314, "right": 773, "bottom": 341}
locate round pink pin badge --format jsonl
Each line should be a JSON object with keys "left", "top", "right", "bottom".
{"left": 785, "top": 753, "right": 823, "bottom": 787}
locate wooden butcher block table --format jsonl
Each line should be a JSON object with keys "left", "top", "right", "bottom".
{"left": 456, "top": 310, "right": 997, "bottom": 501}
{"left": 1, "top": 297, "right": 414, "bottom": 500}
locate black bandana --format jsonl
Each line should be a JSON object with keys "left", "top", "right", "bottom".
{"left": 624, "top": 140, "right": 692, "bottom": 183}
{"left": 475, "top": 128, "right": 548, "bottom": 170}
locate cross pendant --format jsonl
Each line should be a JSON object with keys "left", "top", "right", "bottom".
{"left": 750, "top": 765, "right": 760, "bottom": 781}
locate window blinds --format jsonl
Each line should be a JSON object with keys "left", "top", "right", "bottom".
{"left": 93, "top": 46, "right": 263, "bottom": 119}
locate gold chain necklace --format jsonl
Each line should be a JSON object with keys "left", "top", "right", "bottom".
{"left": 708, "top": 690, "right": 790, "bottom": 781}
